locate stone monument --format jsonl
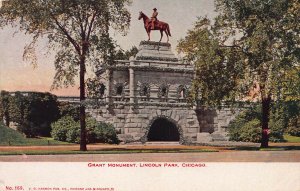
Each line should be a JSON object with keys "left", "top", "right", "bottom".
{"left": 90, "top": 41, "right": 234, "bottom": 144}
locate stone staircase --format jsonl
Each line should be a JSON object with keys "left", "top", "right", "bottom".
{"left": 145, "top": 141, "right": 180, "bottom": 145}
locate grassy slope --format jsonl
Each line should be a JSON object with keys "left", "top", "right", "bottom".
{"left": 0, "top": 123, "right": 27, "bottom": 145}
{"left": 284, "top": 134, "right": 300, "bottom": 143}
{"left": 0, "top": 123, "right": 71, "bottom": 146}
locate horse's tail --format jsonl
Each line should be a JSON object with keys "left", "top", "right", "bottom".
{"left": 167, "top": 24, "right": 171, "bottom": 37}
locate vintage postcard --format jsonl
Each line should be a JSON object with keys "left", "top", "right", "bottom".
{"left": 0, "top": 0, "right": 300, "bottom": 190}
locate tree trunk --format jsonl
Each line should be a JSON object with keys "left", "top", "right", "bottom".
{"left": 4, "top": 112, "right": 9, "bottom": 127}
{"left": 79, "top": 57, "right": 87, "bottom": 151}
{"left": 261, "top": 96, "right": 271, "bottom": 148}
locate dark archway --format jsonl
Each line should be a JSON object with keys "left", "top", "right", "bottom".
{"left": 147, "top": 118, "right": 180, "bottom": 141}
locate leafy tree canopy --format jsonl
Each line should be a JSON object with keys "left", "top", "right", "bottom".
{"left": 0, "top": 90, "right": 11, "bottom": 126}
{"left": 0, "top": 0, "right": 131, "bottom": 150}
{"left": 114, "top": 45, "right": 139, "bottom": 60}
{"left": 178, "top": 0, "right": 299, "bottom": 104}
{"left": 8, "top": 91, "right": 60, "bottom": 137}
{"left": 0, "top": 0, "right": 131, "bottom": 88}
{"left": 178, "top": 0, "right": 300, "bottom": 147}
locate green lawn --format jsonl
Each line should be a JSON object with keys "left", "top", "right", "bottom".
{"left": 0, "top": 123, "right": 71, "bottom": 146}
{"left": 284, "top": 134, "right": 300, "bottom": 143}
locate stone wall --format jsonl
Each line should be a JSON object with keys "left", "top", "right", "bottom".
{"left": 135, "top": 71, "right": 192, "bottom": 99}
{"left": 89, "top": 104, "right": 237, "bottom": 143}
{"left": 89, "top": 105, "right": 200, "bottom": 143}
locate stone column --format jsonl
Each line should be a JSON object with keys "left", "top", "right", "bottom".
{"left": 129, "top": 57, "right": 135, "bottom": 112}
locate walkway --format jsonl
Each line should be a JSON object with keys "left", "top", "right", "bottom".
{"left": 1, "top": 151, "right": 300, "bottom": 162}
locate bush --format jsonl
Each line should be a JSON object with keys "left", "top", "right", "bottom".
{"left": 51, "top": 116, "right": 119, "bottom": 144}
{"left": 269, "top": 123, "right": 285, "bottom": 142}
{"left": 51, "top": 116, "right": 78, "bottom": 142}
{"left": 66, "top": 124, "right": 81, "bottom": 143}
{"left": 286, "top": 116, "right": 300, "bottom": 136}
{"left": 286, "top": 126, "right": 300, "bottom": 137}
{"left": 228, "top": 116, "right": 261, "bottom": 143}
{"left": 280, "top": 101, "right": 300, "bottom": 128}
{"left": 59, "top": 103, "right": 80, "bottom": 121}
{"left": 268, "top": 107, "right": 285, "bottom": 142}
{"left": 6, "top": 92, "right": 60, "bottom": 137}
{"left": 0, "top": 91, "right": 11, "bottom": 127}
{"left": 228, "top": 105, "right": 288, "bottom": 143}
{"left": 239, "top": 119, "right": 261, "bottom": 143}
{"left": 228, "top": 112, "right": 248, "bottom": 142}
{"left": 92, "top": 122, "right": 119, "bottom": 144}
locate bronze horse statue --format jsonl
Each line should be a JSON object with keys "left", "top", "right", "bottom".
{"left": 138, "top": 11, "right": 171, "bottom": 42}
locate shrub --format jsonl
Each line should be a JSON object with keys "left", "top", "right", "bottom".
{"left": 239, "top": 119, "right": 261, "bottom": 143}
{"left": 59, "top": 103, "right": 80, "bottom": 121}
{"left": 53, "top": 117, "right": 98, "bottom": 143}
{"left": 66, "top": 124, "right": 81, "bottom": 143}
{"left": 286, "top": 126, "right": 300, "bottom": 137}
{"left": 269, "top": 123, "right": 285, "bottom": 142}
{"left": 286, "top": 116, "right": 300, "bottom": 136}
{"left": 280, "top": 101, "right": 300, "bottom": 128}
{"left": 228, "top": 105, "right": 287, "bottom": 143}
{"left": 92, "top": 122, "right": 119, "bottom": 144}
{"left": 51, "top": 116, "right": 78, "bottom": 142}
{"left": 228, "top": 111, "right": 256, "bottom": 142}
{"left": 228, "top": 111, "right": 261, "bottom": 143}
{"left": 228, "top": 127, "right": 241, "bottom": 142}
{"left": 51, "top": 116, "right": 119, "bottom": 144}
{"left": 268, "top": 107, "right": 285, "bottom": 142}
{"left": 6, "top": 92, "right": 60, "bottom": 137}
{"left": 0, "top": 91, "right": 11, "bottom": 127}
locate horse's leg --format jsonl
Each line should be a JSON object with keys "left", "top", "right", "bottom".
{"left": 159, "top": 30, "right": 163, "bottom": 42}
{"left": 147, "top": 30, "right": 151, "bottom": 41}
{"left": 165, "top": 30, "right": 169, "bottom": 42}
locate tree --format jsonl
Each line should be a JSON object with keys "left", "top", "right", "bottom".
{"left": 114, "top": 46, "right": 138, "bottom": 60}
{"left": 0, "top": 0, "right": 131, "bottom": 150}
{"left": 0, "top": 90, "right": 11, "bottom": 126}
{"left": 8, "top": 92, "right": 27, "bottom": 130}
{"left": 178, "top": 0, "right": 300, "bottom": 147}
{"left": 58, "top": 102, "right": 81, "bottom": 121}
{"left": 8, "top": 92, "right": 60, "bottom": 137}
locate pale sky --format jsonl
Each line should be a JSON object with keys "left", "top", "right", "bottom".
{"left": 0, "top": 0, "right": 217, "bottom": 96}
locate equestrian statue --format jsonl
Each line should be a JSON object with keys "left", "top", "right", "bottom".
{"left": 138, "top": 8, "right": 172, "bottom": 42}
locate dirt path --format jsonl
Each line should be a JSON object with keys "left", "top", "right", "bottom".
{"left": 0, "top": 144, "right": 231, "bottom": 152}
{"left": 0, "top": 142, "right": 299, "bottom": 152}
{"left": 1, "top": 151, "right": 300, "bottom": 162}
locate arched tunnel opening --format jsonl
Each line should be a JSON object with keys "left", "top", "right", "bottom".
{"left": 147, "top": 118, "right": 180, "bottom": 141}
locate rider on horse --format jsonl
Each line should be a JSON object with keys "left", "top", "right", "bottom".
{"left": 151, "top": 8, "right": 158, "bottom": 29}
{"left": 138, "top": 10, "right": 171, "bottom": 42}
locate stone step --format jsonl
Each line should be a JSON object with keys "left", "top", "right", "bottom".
{"left": 213, "top": 138, "right": 227, "bottom": 141}
{"left": 194, "top": 141, "right": 260, "bottom": 147}
{"left": 145, "top": 141, "right": 180, "bottom": 145}
{"left": 211, "top": 133, "right": 228, "bottom": 141}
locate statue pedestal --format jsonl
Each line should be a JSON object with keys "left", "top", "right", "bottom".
{"left": 135, "top": 41, "right": 178, "bottom": 62}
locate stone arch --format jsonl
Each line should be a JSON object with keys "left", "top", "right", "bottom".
{"left": 140, "top": 115, "right": 184, "bottom": 143}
